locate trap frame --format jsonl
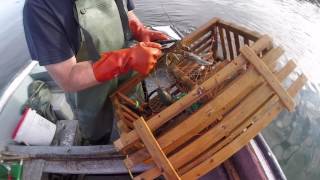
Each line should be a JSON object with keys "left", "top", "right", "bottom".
{"left": 111, "top": 18, "right": 307, "bottom": 179}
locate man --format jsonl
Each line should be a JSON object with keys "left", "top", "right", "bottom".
{"left": 23, "top": 0, "right": 169, "bottom": 144}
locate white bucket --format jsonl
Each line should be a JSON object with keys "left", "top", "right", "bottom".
{"left": 12, "top": 108, "right": 57, "bottom": 146}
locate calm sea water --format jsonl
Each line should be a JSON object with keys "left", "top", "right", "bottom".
{"left": 1, "top": 0, "right": 320, "bottom": 179}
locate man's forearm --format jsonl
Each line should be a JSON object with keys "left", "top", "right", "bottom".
{"left": 46, "top": 56, "right": 99, "bottom": 92}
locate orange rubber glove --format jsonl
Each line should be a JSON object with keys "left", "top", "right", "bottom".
{"left": 93, "top": 42, "right": 162, "bottom": 82}
{"left": 129, "top": 17, "right": 170, "bottom": 42}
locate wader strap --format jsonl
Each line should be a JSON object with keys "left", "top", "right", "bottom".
{"left": 73, "top": 5, "right": 101, "bottom": 61}
{"left": 114, "top": 0, "right": 132, "bottom": 46}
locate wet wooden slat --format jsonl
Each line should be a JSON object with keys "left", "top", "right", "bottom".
{"left": 218, "top": 26, "right": 228, "bottom": 59}
{"left": 225, "top": 29, "right": 235, "bottom": 60}
{"left": 191, "top": 33, "right": 212, "bottom": 51}
{"left": 244, "top": 38, "right": 249, "bottom": 46}
{"left": 262, "top": 47, "right": 285, "bottom": 70}
{"left": 240, "top": 46, "right": 295, "bottom": 111}
{"left": 218, "top": 20, "right": 261, "bottom": 41}
{"left": 182, "top": 18, "right": 219, "bottom": 46}
{"left": 233, "top": 32, "right": 241, "bottom": 55}
{"left": 133, "top": 118, "right": 181, "bottom": 180}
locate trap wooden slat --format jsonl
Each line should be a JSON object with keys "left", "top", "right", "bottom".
{"left": 240, "top": 46, "right": 295, "bottom": 111}
{"left": 133, "top": 118, "right": 181, "bottom": 180}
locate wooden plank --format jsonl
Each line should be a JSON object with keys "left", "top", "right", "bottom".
{"left": 244, "top": 38, "right": 249, "bottom": 46}
{"left": 240, "top": 45, "right": 295, "bottom": 111}
{"left": 117, "top": 92, "right": 144, "bottom": 112}
{"left": 133, "top": 58, "right": 296, "bottom": 179}
{"left": 212, "top": 26, "right": 219, "bottom": 58}
{"left": 44, "top": 159, "right": 150, "bottom": 175}
{"left": 194, "top": 40, "right": 213, "bottom": 54}
{"left": 218, "top": 26, "right": 228, "bottom": 59}
{"left": 182, "top": 18, "right": 219, "bottom": 46}
{"left": 133, "top": 118, "right": 181, "bottom": 180}
{"left": 113, "top": 97, "right": 130, "bottom": 133}
{"left": 225, "top": 29, "right": 235, "bottom": 60}
{"left": 233, "top": 32, "right": 241, "bottom": 55}
{"left": 122, "top": 112, "right": 136, "bottom": 128}
{"left": 180, "top": 74, "right": 306, "bottom": 179}
{"left": 117, "top": 120, "right": 131, "bottom": 134}
{"left": 169, "top": 65, "right": 196, "bottom": 90}
{"left": 190, "top": 33, "right": 212, "bottom": 51}
{"left": 121, "top": 104, "right": 140, "bottom": 119}
{"left": 262, "top": 47, "right": 284, "bottom": 69}
{"left": 218, "top": 20, "right": 262, "bottom": 41}
{"left": 113, "top": 35, "right": 273, "bottom": 152}
{"left": 5, "top": 145, "right": 118, "bottom": 157}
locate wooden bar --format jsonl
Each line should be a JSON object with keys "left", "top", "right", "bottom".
{"left": 113, "top": 36, "right": 273, "bottom": 152}
{"left": 194, "top": 40, "right": 213, "bottom": 54}
{"left": 212, "top": 26, "right": 219, "bottom": 58}
{"left": 225, "top": 29, "right": 235, "bottom": 60}
{"left": 121, "top": 104, "right": 139, "bottom": 119}
{"left": 190, "top": 33, "right": 212, "bottom": 51}
{"left": 261, "top": 47, "right": 284, "bottom": 70}
{"left": 117, "top": 120, "right": 131, "bottom": 134}
{"left": 182, "top": 17, "right": 219, "bottom": 46}
{"left": 240, "top": 46, "right": 295, "bottom": 111}
{"left": 181, "top": 74, "right": 306, "bottom": 179}
{"left": 113, "top": 97, "right": 130, "bottom": 133}
{"left": 218, "top": 20, "right": 261, "bottom": 41}
{"left": 233, "top": 32, "right": 241, "bottom": 55}
{"left": 218, "top": 26, "right": 228, "bottom": 59}
{"left": 169, "top": 65, "right": 196, "bottom": 90}
{"left": 117, "top": 92, "right": 144, "bottom": 112}
{"left": 244, "top": 38, "right": 249, "bottom": 46}
{"left": 122, "top": 112, "right": 136, "bottom": 124}
{"left": 133, "top": 118, "right": 181, "bottom": 180}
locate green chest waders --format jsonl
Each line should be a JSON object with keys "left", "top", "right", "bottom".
{"left": 67, "top": 0, "right": 136, "bottom": 142}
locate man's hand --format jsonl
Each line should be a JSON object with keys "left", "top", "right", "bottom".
{"left": 93, "top": 42, "right": 162, "bottom": 82}
{"left": 128, "top": 11, "right": 169, "bottom": 42}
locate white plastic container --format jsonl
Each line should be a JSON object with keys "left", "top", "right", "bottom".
{"left": 12, "top": 108, "right": 56, "bottom": 145}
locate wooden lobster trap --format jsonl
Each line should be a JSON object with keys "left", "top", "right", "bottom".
{"left": 111, "top": 18, "right": 307, "bottom": 179}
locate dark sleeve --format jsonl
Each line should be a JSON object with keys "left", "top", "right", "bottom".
{"left": 23, "top": 1, "right": 74, "bottom": 66}
{"left": 127, "top": 0, "right": 135, "bottom": 11}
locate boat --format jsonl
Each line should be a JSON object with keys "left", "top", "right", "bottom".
{"left": 0, "top": 18, "right": 290, "bottom": 180}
